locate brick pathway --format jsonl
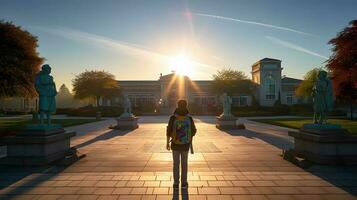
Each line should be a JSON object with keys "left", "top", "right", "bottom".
{"left": 0, "top": 116, "right": 356, "bottom": 199}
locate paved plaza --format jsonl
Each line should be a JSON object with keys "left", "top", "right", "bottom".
{"left": 0, "top": 116, "right": 357, "bottom": 199}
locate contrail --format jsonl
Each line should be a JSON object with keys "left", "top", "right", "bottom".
{"left": 193, "top": 12, "right": 317, "bottom": 37}
{"left": 266, "top": 36, "right": 328, "bottom": 59}
{"left": 34, "top": 26, "right": 218, "bottom": 70}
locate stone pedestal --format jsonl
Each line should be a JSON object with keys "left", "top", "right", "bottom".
{"left": 0, "top": 124, "right": 76, "bottom": 166}
{"left": 288, "top": 124, "right": 357, "bottom": 165}
{"left": 216, "top": 114, "right": 237, "bottom": 130}
{"left": 114, "top": 116, "right": 139, "bottom": 130}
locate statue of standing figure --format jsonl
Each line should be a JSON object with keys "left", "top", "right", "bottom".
{"left": 121, "top": 94, "right": 133, "bottom": 117}
{"left": 221, "top": 93, "right": 233, "bottom": 116}
{"left": 35, "top": 64, "right": 57, "bottom": 125}
{"left": 312, "top": 70, "right": 334, "bottom": 124}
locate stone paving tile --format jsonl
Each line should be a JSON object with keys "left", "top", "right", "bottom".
{"left": 94, "top": 188, "right": 115, "bottom": 195}
{"left": 130, "top": 187, "right": 147, "bottom": 194}
{"left": 198, "top": 187, "right": 221, "bottom": 195}
{"left": 76, "top": 187, "right": 96, "bottom": 195}
{"left": 219, "top": 187, "right": 249, "bottom": 195}
{"left": 143, "top": 181, "right": 160, "bottom": 187}
{"left": 140, "top": 195, "right": 156, "bottom": 200}
{"left": 117, "top": 195, "right": 141, "bottom": 199}
{"left": 200, "top": 176, "right": 217, "bottom": 181}
{"left": 206, "top": 194, "right": 233, "bottom": 199}
{"left": 208, "top": 181, "right": 233, "bottom": 187}
{"left": 115, "top": 181, "right": 127, "bottom": 187}
{"left": 95, "top": 181, "right": 118, "bottom": 187}
{"left": 189, "top": 181, "right": 209, "bottom": 187}
{"left": 57, "top": 195, "right": 81, "bottom": 200}
{"left": 266, "top": 195, "right": 295, "bottom": 200}
{"left": 152, "top": 187, "right": 169, "bottom": 194}
{"left": 188, "top": 195, "right": 207, "bottom": 200}
{"left": 139, "top": 176, "right": 156, "bottom": 181}
{"left": 48, "top": 187, "right": 80, "bottom": 195}
{"left": 124, "top": 181, "right": 144, "bottom": 187}
{"left": 112, "top": 188, "right": 132, "bottom": 195}
{"left": 231, "top": 195, "right": 268, "bottom": 200}
{"left": 97, "top": 195, "right": 118, "bottom": 200}
{"left": 251, "top": 180, "right": 277, "bottom": 187}
{"left": 231, "top": 180, "right": 253, "bottom": 187}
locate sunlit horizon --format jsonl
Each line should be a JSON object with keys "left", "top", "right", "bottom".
{"left": 169, "top": 53, "right": 196, "bottom": 77}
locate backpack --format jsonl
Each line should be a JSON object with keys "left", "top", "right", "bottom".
{"left": 172, "top": 114, "right": 192, "bottom": 144}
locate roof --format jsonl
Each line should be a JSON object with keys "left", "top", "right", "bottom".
{"left": 159, "top": 73, "right": 190, "bottom": 81}
{"left": 252, "top": 58, "right": 281, "bottom": 66}
{"left": 118, "top": 80, "right": 158, "bottom": 85}
{"left": 281, "top": 77, "right": 302, "bottom": 84}
{"left": 260, "top": 58, "right": 281, "bottom": 62}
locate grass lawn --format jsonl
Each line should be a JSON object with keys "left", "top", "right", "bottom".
{"left": 0, "top": 118, "right": 98, "bottom": 135}
{"left": 252, "top": 118, "right": 357, "bottom": 134}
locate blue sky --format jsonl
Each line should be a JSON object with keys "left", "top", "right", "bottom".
{"left": 1, "top": 0, "right": 356, "bottom": 89}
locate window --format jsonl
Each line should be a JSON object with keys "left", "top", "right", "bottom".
{"left": 286, "top": 94, "right": 293, "bottom": 105}
{"left": 239, "top": 96, "right": 248, "bottom": 106}
{"left": 265, "top": 75, "right": 275, "bottom": 100}
{"left": 232, "top": 96, "right": 248, "bottom": 107}
{"left": 232, "top": 97, "right": 239, "bottom": 106}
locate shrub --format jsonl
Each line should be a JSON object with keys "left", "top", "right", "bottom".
{"left": 56, "top": 106, "right": 123, "bottom": 117}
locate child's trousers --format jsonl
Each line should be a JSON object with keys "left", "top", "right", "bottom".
{"left": 172, "top": 150, "right": 189, "bottom": 185}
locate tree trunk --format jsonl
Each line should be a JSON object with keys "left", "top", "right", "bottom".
{"left": 351, "top": 100, "right": 354, "bottom": 120}
{"left": 96, "top": 96, "right": 101, "bottom": 107}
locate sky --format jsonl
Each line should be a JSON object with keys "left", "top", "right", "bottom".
{"left": 1, "top": 0, "right": 356, "bottom": 90}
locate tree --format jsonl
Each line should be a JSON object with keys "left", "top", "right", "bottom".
{"left": 0, "top": 20, "right": 44, "bottom": 97}
{"left": 295, "top": 68, "right": 320, "bottom": 98}
{"left": 72, "top": 70, "right": 121, "bottom": 106}
{"left": 57, "top": 84, "right": 76, "bottom": 108}
{"left": 211, "top": 68, "right": 256, "bottom": 96}
{"left": 327, "top": 20, "right": 357, "bottom": 119}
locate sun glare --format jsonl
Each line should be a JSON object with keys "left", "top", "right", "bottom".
{"left": 169, "top": 54, "right": 195, "bottom": 77}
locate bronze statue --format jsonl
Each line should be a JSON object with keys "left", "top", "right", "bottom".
{"left": 35, "top": 64, "right": 57, "bottom": 125}
{"left": 312, "top": 70, "right": 334, "bottom": 124}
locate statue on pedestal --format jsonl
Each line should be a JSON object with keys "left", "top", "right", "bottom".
{"left": 216, "top": 93, "right": 236, "bottom": 129}
{"left": 35, "top": 64, "right": 57, "bottom": 125}
{"left": 120, "top": 94, "right": 133, "bottom": 118}
{"left": 221, "top": 93, "right": 233, "bottom": 117}
{"left": 114, "top": 94, "right": 138, "bottom": 130}
{"left": 312, "top": 70, "right": 334, "bottom": 124}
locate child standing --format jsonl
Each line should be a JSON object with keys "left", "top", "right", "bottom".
{"left": 166, "top": 99, "right": 196, "bottom": 189}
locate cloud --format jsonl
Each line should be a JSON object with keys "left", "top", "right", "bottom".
{"left": 266, "top": 36, "right": 328, "bottom": 59}
{"left": 193, "top": 12, "right": 317, "bottom": 37}
{"left": 34, "top": 26, "right": 218, "bottom": 70}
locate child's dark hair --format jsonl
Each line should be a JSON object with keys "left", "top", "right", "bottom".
{"left": 177, "top": 99, "right": 188, "bottom": 109}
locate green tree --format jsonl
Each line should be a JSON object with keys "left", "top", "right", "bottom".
{"left": 72, "top": 70, "right": 121, "bottom": 106}
{"left": 0, "top": 20, "right": 44, "bottom": 97}
{"left": 295, "top": 68, "right": 320, "bottom": 98}
{"left": 211, "top": 68, "right": 256, "bottom": 96}
{"left": 327, "top": 20, "right": 357, "bottom": 119}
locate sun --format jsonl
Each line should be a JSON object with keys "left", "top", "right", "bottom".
{"left": 168, "top": 54, "right": 195, "bottom": 77}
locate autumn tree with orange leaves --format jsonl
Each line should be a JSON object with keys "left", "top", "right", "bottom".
{"left": 327, "top": 20, "right": 357, "bottom": 119}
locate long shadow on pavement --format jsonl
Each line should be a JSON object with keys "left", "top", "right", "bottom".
{"left": 222, "top": 129, "right": 357, "bottom": 196}
{"left": 0, "top": 158, "right": 81, "bottom": 197}
{"left": 0, "top": 129, "right": 134, "bottom": 198}
{"left": 222, "top": 128, "right": 293, "bottom": 150}
{"left": 74, "top": 129, "right": 131, "bottom": 149}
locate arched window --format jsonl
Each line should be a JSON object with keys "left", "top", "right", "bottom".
{"left": 265, "top": 75, "right": 275, "bottom": 100}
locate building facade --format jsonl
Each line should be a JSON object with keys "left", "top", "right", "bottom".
{"left": 116, "top": 58, "right": 303, "bottom": 113}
